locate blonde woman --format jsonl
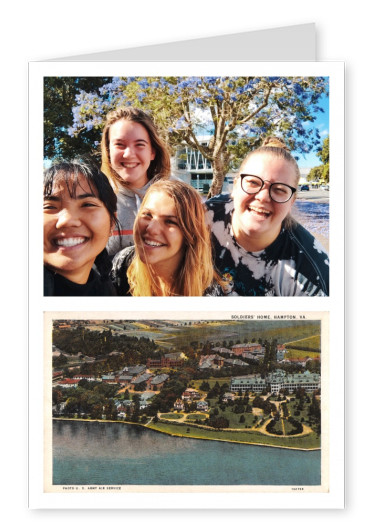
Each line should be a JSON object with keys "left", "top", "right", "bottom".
{"left": 206, "top": 137, "right": 329, "bottom": 296}
{"left": 111, "top": 180, "right": 223, "bottom": 296}
{"left": 101, "top": 106, "right": 171, "bottom": 256}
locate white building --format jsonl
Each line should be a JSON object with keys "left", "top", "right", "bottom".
{"left": 171, "top": 137, "right": 235, "bottom": 193}
{"left": 230, "top": 370, "right": 320, "bottom": 394}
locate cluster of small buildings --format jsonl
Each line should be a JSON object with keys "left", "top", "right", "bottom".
{"left": 53, "top": 364, "right": 170, "bottom": 392}
{"left": 230, "top": 369, "right": 321, "bottom": 394}
{"left": 199, "top": 354, "right": 249, "bottom": 370}
{"left": 208, "top": 342, "right": 288, "bottom": 367}
{"left": 174, "top": 388, "right": 209, "bottom": 412}
{"left": 114, "top": 391, "right": 157, "bottom": 417}
{"left": 279, "top": 356, "right": 320, "bottom": 367}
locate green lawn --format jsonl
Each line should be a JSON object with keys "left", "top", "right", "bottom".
{"left": 210, "top": 408, "right": 257, "bottom": 429}
{"left": 190, "top": 377, "right": 231, "bottom": 390}
{"left": 186, "top": 413, "right": 207, "bottom": 421}
{"left": 159, "top": 413, "right": 184, "bottom": 420}
{"left": 148, "top": 420, "right": 320, "bottom": 450}
{"left": 285, "top": 349, "right": 320, "bottom": 359}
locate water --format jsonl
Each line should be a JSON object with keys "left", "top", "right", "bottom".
{"left": 292, "top": 201, "right": 329, "bottom": 251}
{"left": 53, "top": 420, "right": 321, "bottom": 486}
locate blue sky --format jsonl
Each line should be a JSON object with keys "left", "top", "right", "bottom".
{"left": 294, "top": 92, "right": 329, "bottom": 170}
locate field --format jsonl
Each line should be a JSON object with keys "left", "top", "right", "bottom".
{"left": 152, "top": 321, "right": 321, "bottom": 350}
{"left": 286, "top": 335, "right": 321, "bottom": 351}
{"left": 285, "top": 349, "right": 320, "bottom": 359}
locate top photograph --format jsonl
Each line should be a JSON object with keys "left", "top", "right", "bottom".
{"left": 43, "top": 75, "right": 330, "bottom": 297}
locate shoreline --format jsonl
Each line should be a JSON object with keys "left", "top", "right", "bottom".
{"left": 53, "top": 417, "right": 320, "bottom": 452}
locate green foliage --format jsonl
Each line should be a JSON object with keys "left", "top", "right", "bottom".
{"left": 199, "top": 380, "right": 210, "bottom": 391}
{"left": 134, "top": 381, "right": 147, "bottom": 392}
{"left": 44, "top": 77, "right": 112, "bottom": 161}
{"left": 52, "top": 353, "right": 68, "bottom": 368}
{"left": 52, "top": 323, "right": 161, "bottom": 375}
{"left": 317, "top": 136, "right": 329, "bottom": 165}
{"left": 45, "top": 76, "right": 328, "bottom": 196}
{"left": 307, "top": 136, "right": 329, "bottom": 183}
{"left": 207, "top": 415, "right": 230, "bottom": 429}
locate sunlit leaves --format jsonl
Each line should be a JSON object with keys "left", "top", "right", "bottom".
{"left": 45, "top": 75, "right": 328, "bottom": 194}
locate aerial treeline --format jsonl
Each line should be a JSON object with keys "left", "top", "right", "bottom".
{"left": 52, "top": 325, "right": 161, "bottom": 360}
{"left": 53, "top": 381, "right": 118, "bottom": 420}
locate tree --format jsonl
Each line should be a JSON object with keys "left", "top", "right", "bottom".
{"left": 131, "top": 395, "right": 141, "bottom": 422}
{"left": 123, "top": 388, "right": 130, "bottom": 400}
{"left": 307, "top": 136, "right": 329, "bottom": 183}
{"left": 63, "top": 76, "right": 328, "bottom": 196}
{"left": 199, "top": 381, "right": 210, "bottom": 392}
{"left": 134, "top": 381, "right": 147, "bottom": 392}
{"left": 52, "top": 353, "right": 68, "bottom": 368}
{"left": 44, "top": 77, "right": 112, "bottom": 161}
{"left": 104, "top": 400, "right": 118, "bottom": 420}
{"left": 52, "top": 388, "right": 63, "bottom": 406}
{"left": 207, "top": 416, "right": 229, "bottom": 430}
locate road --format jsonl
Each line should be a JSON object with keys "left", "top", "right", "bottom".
{"left": 296, "top": 189, "right": 329, "bottom": 203}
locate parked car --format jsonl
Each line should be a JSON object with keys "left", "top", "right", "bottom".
{"left": 300, "top": 184, "right": 309, "bottom": 191}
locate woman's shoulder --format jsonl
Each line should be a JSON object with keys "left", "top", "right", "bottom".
{"left": 205, "top": 194, "right": 234, "bottom": 226}
{"left": 44, "top": 266, "right": 55, "bottom": 295}
{"left": 284, "top": 221, "right": 329, "bottom": 295}
{"left": 205, "top": 193, "right": 232, "bottom": 209}
{"left": 112, "top": 245, "right": 135, "bottom": 269}
{"left": 288, "top": 222, "right": 329, "bottom": 260}
{"left": 44, "top": 266, "right": 117, "bottom": 296}
{"left": 111, "top": 246, "right": 135, "bottom": 295}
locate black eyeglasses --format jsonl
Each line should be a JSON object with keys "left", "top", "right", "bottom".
{"left": 240, "top": 174, "right": 296, "bottom": 203}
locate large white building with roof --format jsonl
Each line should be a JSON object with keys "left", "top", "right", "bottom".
{"left": 230, "top": 370, "right": 320, "bottom": 394}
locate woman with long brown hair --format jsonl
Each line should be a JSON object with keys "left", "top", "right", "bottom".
{"left": 101, "top": 106, "right": 171, "bottom": 257}
{"left": 111, "top": 180, "right": 223, "bottom": 296}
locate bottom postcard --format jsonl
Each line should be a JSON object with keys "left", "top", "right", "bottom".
{"left": 41, "top": 310, "right": 333, "bottom": 501}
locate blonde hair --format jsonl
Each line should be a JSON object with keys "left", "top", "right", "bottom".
{"left": 236, "top": 136, "right": 299, "bottom": 229}
{"left": 100, "top": 107, "right": 171, "bottom": 192}
{"left": 238, "top": 136, "right": 300, "bottom": 189}
{"left": 127, "top": 180, "right": 218, "bottom": 296}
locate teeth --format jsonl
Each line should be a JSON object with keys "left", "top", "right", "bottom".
{"left": 56, "top": 237, "right": 86, "bottom": 247}
{"left": 144, "top": 240, "right": 164, "bottom": 247}
{"left": 122, "top": 163, "right": 138, "bottom": 168}
{"left": 250, "top": 207, "right": 270, "bottom": 216}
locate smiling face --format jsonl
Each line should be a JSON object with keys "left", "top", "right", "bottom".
{"left": 108, "top": 119, "right": 156, "bottom": 190}
{"left": 135, "top": 191, "right": 185, "bottom": 280}
{"left": 43, "top": 174, "right": 112, "bottom": 284}
{"left": 232, "top": 153, "right": 297, "bottom": 251}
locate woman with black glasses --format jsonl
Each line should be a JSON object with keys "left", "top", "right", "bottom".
{"left": 206, "top": 137, "right": 329, "bottom": 296}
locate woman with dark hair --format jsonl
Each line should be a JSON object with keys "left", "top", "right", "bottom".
{"left": 101, "top": 106, "right": 171, "bottom": 257}
{"left": 206, "top": 137, "right": 329, "bottom": 296}
{"left": 43, "top": 158, "right": 119, "bottom": 296}
{"left": 111, "top": 180, "right": 223, "bottom": 296}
